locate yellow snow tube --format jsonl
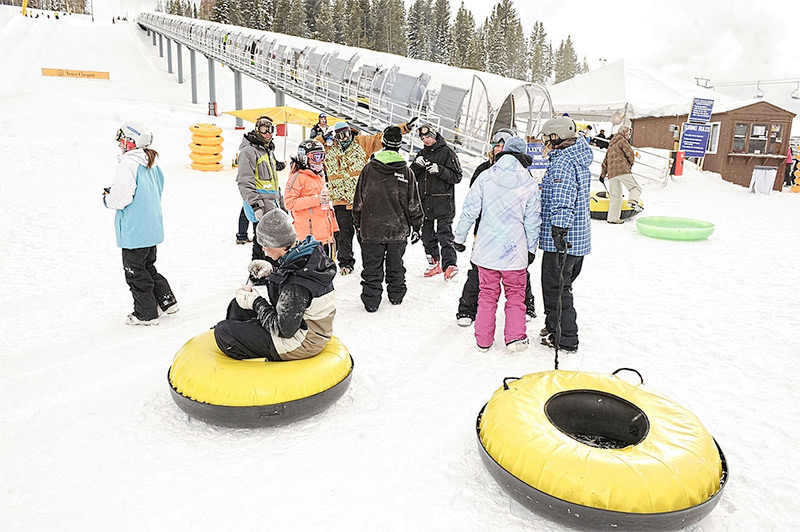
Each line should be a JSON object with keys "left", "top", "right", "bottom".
{"left": 589, "top": 190, "right": 642, "bottom": 220}
{"left": 190, "top": 162, "right": 224, "bottom": 172}
{"left": 191, "top": 134, "right": 224, "bottom": 145}
{"left": 168, "top": 330, "right": 353, "bottom": 427}
{"left": 189, "top": 142, "right": 224, "bottom": 155}
{"left": 478, "top": 370, "right": 723, "bottom": 514}
{"left": 189, "top": 152, "right": 223, "bottom": 164}
{"left": 189, "top": 123, "right": 223, "bottom": 137}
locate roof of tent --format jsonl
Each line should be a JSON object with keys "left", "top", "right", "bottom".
{"left": 547, "top": 59, "right": 755, "bottom": 122}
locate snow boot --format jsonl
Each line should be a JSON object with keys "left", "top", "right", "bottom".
{"left": 456, "top": 313, "right": 474, "bottom": 327}
{"left": 506, "top": 338, "right": 530, "bottom": 352}
{"left": 444, "top": 265, "right": 459, "bottom": 281}
{"left": 540, "top": 334, "right": 578, "bottom": 352}
{"left": 126, "top": 313, "right": 159, "bottom": 326}
{"left": 339, "top": 266, "right": 354, "bottom": 276}
{"left": 424, "top": 255, "right": 442, "bottom": 277}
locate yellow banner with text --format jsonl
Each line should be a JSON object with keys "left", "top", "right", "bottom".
{"left": 41, "top": 68, "right": 110, "bottom": 80}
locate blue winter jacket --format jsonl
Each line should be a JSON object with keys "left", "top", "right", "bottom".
{"left": 539, "top": 137, "right": 593, "bottom": 256}
{"left": 454, "top": 153, "right": 541, "bottom": 271}
{"left": 106, "top": 150, "right": 165, "bottom": 249}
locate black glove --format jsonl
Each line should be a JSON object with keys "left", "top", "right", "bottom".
{"left": 453, "top": 242, "right": 466, "bottom": 252}
{"left": 410, "top": 229, "right": 421, "bottom": 244}
{"left": 407, "top": 116, "right": 418, "bottom": 130}
{"left": 527, "top": 251, "right": 535, "bottom": 265}
{"left": 276, "top": 161, "right": 286, "bottom": 171}
{"left": 599, "top": 176, "right": 606, "bottom": 184}
{"left": 551, "top": 226, "right": 570, "bottom": 252}
{"left": 103, "top": 187, "right": 111, "bottom": 195}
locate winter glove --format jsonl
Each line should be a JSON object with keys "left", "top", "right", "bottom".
{"left": 410, "top": 229, "right": 422, "bottom": 245}
{"left": 599, "top": 176, "right": 606, "bottom": 184}
{"left": 247, "top": 260, "right": 273, "bottom": 279}
{"left": 276, "top": 161, "right": 286, "bottom": 171}
{"left": 427, "top": 162, "right": 440, "bottom": 174}
{"left": 551, "top": 226, "right": 570, "bottom": 252}
{"left": 453, "top": 242, "right": 466, "bottom": 253}
{"left": 319, "top": 188, "right": 330, "bottom": 205}
{"left": 235, "top": 286, "right": 260, "bottom": 310}
{"left": 414, "top": 155, "right": 426, "bottom": 168}
{"left": 407, "top": 116, "right": 418, "bottom": 130}
{"left": 528, "top": 251, "right": 536, "bottom": 265}
{"left": 103, "top": 187, "right": 111, "bottom": 195}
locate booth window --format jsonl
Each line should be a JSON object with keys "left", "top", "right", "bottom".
{"left": 749, "top": 124, "right": 768, "bottom": 154}
{"left": 732, "top": 122, "right": 748, "bottom": 153}
{"left": 768, "top": 124, "right": 783, "bottom": 154}
{"left": 705, "top": 122, "right": 721, "bottom": 154}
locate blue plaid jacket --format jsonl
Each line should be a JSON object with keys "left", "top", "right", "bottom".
{"left": 539, "top": 137, "right": 593, "bottom": 256}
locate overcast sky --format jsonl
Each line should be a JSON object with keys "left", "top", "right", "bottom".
{"left": 433, "top": 0, "right": 800, "bottom": 127}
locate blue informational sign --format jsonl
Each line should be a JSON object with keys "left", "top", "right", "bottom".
{"left": 679, "top": 123, "right": 712, "bottom": 158}
{"left": 689, "top": 98, "right": 715, "bottom": 124}
{"left": 527, "top": 142, "right": 548, "bottom": 169}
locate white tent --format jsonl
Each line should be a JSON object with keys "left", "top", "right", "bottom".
{"left": 547, "top": 59, "right": 752, "bottom": 124}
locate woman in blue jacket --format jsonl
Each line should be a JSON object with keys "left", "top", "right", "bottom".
{"left": 104, "top": 122, "right": 177, "bottom": 326}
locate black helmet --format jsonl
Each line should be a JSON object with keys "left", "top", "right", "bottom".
{"left": 296, "top": 139, "right": 325, "bottom": 165}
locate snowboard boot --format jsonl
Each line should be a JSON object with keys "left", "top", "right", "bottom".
{"left": 444, "top": 265, "right": 459, "bottom": 281}
{"left": 424, "top": 255, "right": 442, "bottom": 277}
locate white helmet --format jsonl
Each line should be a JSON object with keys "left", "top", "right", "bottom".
{"left": 117, "top": 122, "right": 153, "bottom": 149}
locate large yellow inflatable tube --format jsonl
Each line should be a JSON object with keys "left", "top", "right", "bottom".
{"left": 589, "top": 190, "right": 641, "bottom": 220}
{"left": 189, "top": 142, "right": 223, "bottom": 155}
{"left": 189, "top": 152, "right": 223, "bottom": 164}
{"left": 191, "top": 134, "right": 224, "bottom": 145}
{"left": 190, "top": 162, "right": 224, "bottom": 172}
{"left": 479, "top": 371, "right": 724, "bottom": 516}
{"left": 168, "top": 331, "right": 353, "bottom": 426}
{"left": 189, "top": 123, "right": 223, "bottom": 137}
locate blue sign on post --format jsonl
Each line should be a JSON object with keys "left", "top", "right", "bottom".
{"left": 526, "top": 141, "right": 548, "bottom": 179}
{"left": 689, "top": 98, "right": 714, "bottom": 124}
{"left": 679, "top": 123, "right": 712, "bottom": 158}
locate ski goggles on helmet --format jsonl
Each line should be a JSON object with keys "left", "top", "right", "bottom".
{"left": 307, "top": 151, "right": 326, "bottom": 163}
{"left": 492, "top": 130, "right": 513, "bottom": 145}
{"left": 256, "top": 118, "right": 275, "bottom": 134}
{"left": 115, "top": 129, "right": 127, "bottom": 142}
{"left": 417, "top": 125, "right": 435, "bottom": 139}
{"left": 334, "top": 128, "right": 351, "bottom": 142}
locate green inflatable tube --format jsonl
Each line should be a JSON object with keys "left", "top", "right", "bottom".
{"left": 636, "top": 217, "right": 715, "bottom": 241}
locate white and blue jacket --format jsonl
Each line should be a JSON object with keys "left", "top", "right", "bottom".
{"left": 539, "top": 137, "right": 593, "bottom": 256}
{"left": 104, "top": 149, "right": 165, "bottom": 249}
{"left": 454, "top": 153, "right": 541, "bottom": 271}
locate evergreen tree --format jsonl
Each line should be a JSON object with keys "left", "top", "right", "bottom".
{"left": 527, "top": 21, "right": 549, "bottom": 84}
{"left": 369, "top": 0, "right": 389, "bottom": 51}
{"left": 406, "top": 0, "right": 424, "bottom": 59}
{"left": 553, "top": 35, "right": 579, "bottom": 83}
{"left": 237, "top": 0, "right": 256, "bottom": 27}
{"left": 305, "top": 0, "right": 321, "bottom": 37}
{"left": 211, "top": 0, "right": 231, "bottom": 23}
{"left": 465, "top": 21, "right": 486, "bottom": 71}
{"left": 430, "top": 0, "right": 451, "bottom": 64}
{"left": 330, "top": 0, "right": 346, "bottom": 43}
{"left": 287, "top": 0, "right": 308, "bottom": 36}
{"left": 315, "top": 0, "right": 335, "bottom": 42}
{"left": 386, "top": 0, "right": 407, "bottom": 55}
{"left": 343, "top": 0, "right": 366, "bottom": 46}
{"left": 484, "top": 0, "right": 525, "bottom": 79}
{"left": 273, "top": 0, "right": 291, "bottom": 33}
{"left": 450, "top": 2, "right": 474, "bottom": 68}
{"left": 581, "top": 55, "right": 589, "bottom": 74}
{"left": 199, "top": 0, "right": 214, "bottom": 20}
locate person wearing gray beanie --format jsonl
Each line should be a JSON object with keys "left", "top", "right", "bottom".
{"left": 256, "top": 209, "right": 298, "bottom": 250}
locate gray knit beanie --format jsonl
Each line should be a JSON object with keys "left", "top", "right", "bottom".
{"left": 256, "top": 209, "right": 297, "bottom": 248}
{"left": 504, "top": 136, "right": 528, "bottom": 154}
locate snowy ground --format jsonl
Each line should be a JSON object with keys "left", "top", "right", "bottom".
{"left": 2, "top": 7, "right": 800, "bottom": 531}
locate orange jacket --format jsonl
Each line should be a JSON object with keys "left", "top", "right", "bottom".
{"left": 284, "top": 169, "right": 339, "bottom": 244}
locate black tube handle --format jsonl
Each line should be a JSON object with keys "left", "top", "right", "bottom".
{"left": 612, "top": 367, "right": 644, "bottom": 385}
{"left": 502, "top": 377, "right": 521, "bottom": 390}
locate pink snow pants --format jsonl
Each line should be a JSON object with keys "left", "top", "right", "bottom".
{"left": 475, "top": 267, "right": 528, "bottom": 348}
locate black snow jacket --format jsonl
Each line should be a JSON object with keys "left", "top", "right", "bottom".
{"left": 408, "top": 133, "right": 462, "bottom": 219}
{"left": 352, "top": 150, "right": 424, "bottom": 244}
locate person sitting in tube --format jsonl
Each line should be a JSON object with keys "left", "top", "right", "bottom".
{"left": 213, "top": 210, "right": 337, "bottom": 361}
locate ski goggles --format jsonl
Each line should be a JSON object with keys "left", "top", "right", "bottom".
{"left": 307, "top": 151, "right": 325, "bottom": 163}
{"left": 115, "top": 129, "right": 127, "bottom": 142}
{"left": 417, "top": 125, "right": 435, "bottom": 139}
{"left": 334, "top": 129, "right": 351, "bottom": 142}
{"left": 256, "top": 119, "right": 275, "bottom": 134}
{"left": 492, "top": 130, "right": 513, "bottom": 145}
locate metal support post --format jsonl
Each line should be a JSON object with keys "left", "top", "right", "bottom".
{"left": 158, "top": 34, "right": 163, "bottom": 58}
{"left": 190, "top": 49, "right": 198, "bottom": 103}
{"left": 207, "top": 56, "right": 218, "bottom": 116}
{"left": 233, "top": 69, "right": 244, "bottom": 129}
{"left": 166, "top": 37, "right": 173, "bottom": 74}
{"left": 176, "top": 43, "right": 183, "bottom": 84}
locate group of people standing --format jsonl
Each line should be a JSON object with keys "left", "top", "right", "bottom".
{"left": 105, "top": 112, "right": 600, "bottom": 359}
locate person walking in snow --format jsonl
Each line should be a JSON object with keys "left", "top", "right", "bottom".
{"left": 409, "top": 123, "right": 463, "bottom": 280}
{"left": 455, "top": 129, "right": 537, "bottom": 327}
{"left": 538, "top": 116, "right": 593, "bottom": 352}
{"left": 600, "top": 125, "right": 642, "bottom": 224}
{"left": 237, "top": 115, "right": 287, "bottom": 261}
{"left": 214, "top": 210, "right": 337, "bottom": 361}
{"left": 284, "top": 139, "right": 339, "bottom": 258}
{"left": 315, "top": 117, "right": 417, "bottom": 276}
{"left": 352, "top": 126, "right": 424, "bottom": 313}
{"left": 453, "top": 136, "right": 541, "bottom": 352}
{"left": 104, "top": 122, "right": 178, "bottom": 326}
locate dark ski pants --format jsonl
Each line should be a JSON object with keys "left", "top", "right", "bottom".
{"left": 334, "top": 204, "right": 358, "bottom": 269}
{"left": 213, "top": 298, "right": 280, "bottom": 361}
{"left": 422, "top": 216, "right": 457, "bottom": 269}
{"left": 540, "top": 251, "right": 584, "bottom": 349}
{"left": 360, "top": 242, "right": 407, "bottom": 308}
{"left": 457, "top": 261, "right": 536, "bottom": 319}
{"left": 121, "top": 246, "right": 176, "bottom": 320}
{"left": 237, "top": 207, "right": 251, "bottom": 240}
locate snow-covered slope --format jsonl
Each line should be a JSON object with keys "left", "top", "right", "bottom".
{"left": 2, "top": 7, "right": 799, "bottom": 531}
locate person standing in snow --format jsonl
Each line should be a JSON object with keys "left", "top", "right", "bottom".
{"left": 315, "top": 117, "right": 417, "bottom": 276}
{"left": 284, "top": 139, "right": 339, "bottom": 258}
{"left": 538, "top": 116, "right": 593, "bottom": 352}
{"left": 237, "top": 115, "right": 286, "bottom": 261}
{"left": 600, "top": 125, "right": 642, "bottom": 224}
{"left": 309, "top": 113, "right": 331, "bottom": 142}
{"left": 214, "top": 210, "right": 337, "bottom": 361}
{"left": 104, "top": 122, "right": 177, "bottom": 326}
{"left": 453, "top": 136, "right": 541, "bottom": 352}
{"left": 352, "top": 126, "right": 424, "bottom": 313}
{"left": 409, "top": 123, "right": 463, "bottom": 280}
{"left": 455, "top": 129, "right": 537, "bottom": 327}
